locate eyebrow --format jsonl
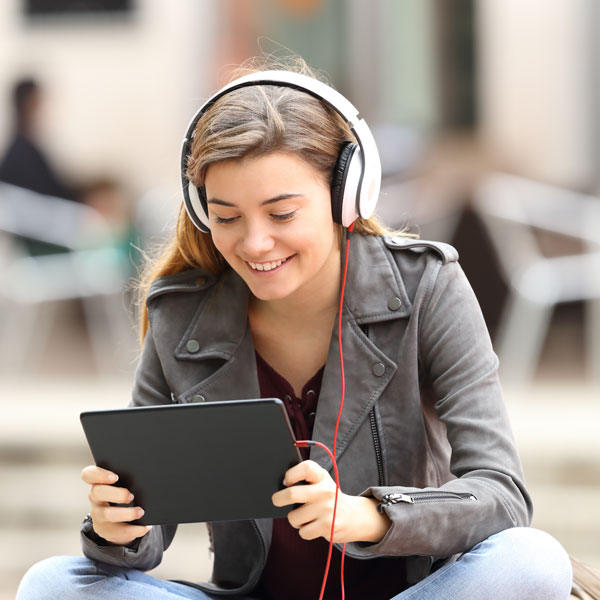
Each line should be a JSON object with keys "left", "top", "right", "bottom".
{"left": 206, "top": 193, "right": 303, "bottom": 207}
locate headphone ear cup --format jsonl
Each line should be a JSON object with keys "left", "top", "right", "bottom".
{"left": 184, "top": 180, "right": 212, "bottom": 232}
{"left": 330, "top": 142, "right": 359, "bottom": 225}
{"left": 198, "top": 185, "right": 209, "bottom": 219}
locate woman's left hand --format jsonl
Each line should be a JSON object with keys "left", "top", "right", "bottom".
{"left": 272, "top": 460, "right": 391, "bottom": 544}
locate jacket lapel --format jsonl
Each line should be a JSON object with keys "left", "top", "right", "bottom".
{"left": 309, "top": 314, "right": 397, "bottom": 468}
{"left": 175, "top": 270, "right": 262, "bottom": 403}
{"left": 310, "top": 234, "right": 412, "bottom": 468}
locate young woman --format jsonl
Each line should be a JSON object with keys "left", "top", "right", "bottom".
{"left": 17, "top": 58, "right": 573, "bottom": 600}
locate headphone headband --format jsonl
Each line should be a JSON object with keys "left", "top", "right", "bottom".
{"left": 181, "top": 70, "right": 381, "bottom": 231}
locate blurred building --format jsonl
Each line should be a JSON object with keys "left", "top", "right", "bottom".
{"left": 478, "top": 0, "right": 600, "bottom": 192}
{"left": 0, "top": 0, "right": 219, "bottom": 197}
{"left": 1, "top": 0, "right": 598, "bottom": 196}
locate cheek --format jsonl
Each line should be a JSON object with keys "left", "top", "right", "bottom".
{"left": 297, "top": 225, "right": 338, "bottom": 261}
{"left": 210, "top": 230, "right": 235, "bottom": 260}
{"left": 293, "top": 208, "right": 336, "bottom": 250}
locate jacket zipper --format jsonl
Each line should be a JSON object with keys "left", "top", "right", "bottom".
{"left": 369, "top": 409, "right": 385, "bottom": 486}
{"left": 378, "top": 491, "right": 477, "bottom": 512}
{"left": 360, "top": 324, "right": 386, "bottom": 488}
{"left": 242, "top": 520, "right": 267, "bottom": 593}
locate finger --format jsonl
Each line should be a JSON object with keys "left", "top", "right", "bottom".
{"left": 118, "top": 524, "right": 152, "bottom": 540}
{"left": 298, "top": 519, "right": 326, "bottom": 541}
{"left": 283, "top": 460, "right": 326, "bottom": 486}
{"left": 287, "top": 502, "right": 321, "bottom": 530}
{"left": 272, "top": 487, "right": 303, "bottom": 508}
{"left": 89, "top": 484, "right": 134, "bottom": 506}
{"left": 101, "top": 523, "right": 152, "bottom": 546}
{"left": 272, "top": 489, "right": 288, "bottom": 508}
{"left": 272, "top": 481, "right": 317, "bottom": 507}
{"left": 95, "top": 505, "right": 145, "bottom": 524}
{"left": 81, "top": 465, "right": 119, "bottom": 485}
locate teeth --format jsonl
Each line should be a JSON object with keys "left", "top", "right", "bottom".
{"left": 248, "top": 258, "right": 285, "bottom": 272}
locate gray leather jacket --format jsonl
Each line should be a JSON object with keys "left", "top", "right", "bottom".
{"left": 81, "top": 233, "right": 532, "bottom": 594}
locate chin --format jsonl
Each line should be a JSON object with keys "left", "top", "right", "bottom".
{"left": 248, "top": 287, "right": 292, "bottom": 302}
{"left": 243, "top": 277, "right": 298, "bottom": 301}
{"left": 235, "top": 266, "right": 297, "bottom": 302}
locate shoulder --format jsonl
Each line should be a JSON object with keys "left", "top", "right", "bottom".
{"left": 381, "top": 234, "right": 459, "bottom": 265}
{"left": 374, "top": 234, "right": 461, "bottom": 310}
{"left": 144, "top": 268, "right": 223, "bottom": 345}
{"left": 346, "top": 234, "right": 460, "bottom": 319}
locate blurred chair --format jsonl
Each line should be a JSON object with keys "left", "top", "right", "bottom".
{"left": 0, "top": 183, "right": 134, "bottom": 375}
{"left": 474, "top": 173, "right": 600, "bottom": 386}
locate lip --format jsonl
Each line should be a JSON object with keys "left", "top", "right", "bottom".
{"left": 244, "top": 255, "right": 295, "bottom": 275}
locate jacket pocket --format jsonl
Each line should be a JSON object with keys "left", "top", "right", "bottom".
{"left": 378, "top": 491, "right": 477, "bottom": 512}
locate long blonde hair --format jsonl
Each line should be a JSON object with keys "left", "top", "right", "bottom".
{"left": 137, "top": 55, "right": 399, "bottom": 343}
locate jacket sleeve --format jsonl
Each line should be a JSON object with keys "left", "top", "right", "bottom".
{"left": 354, "top": 259, "right": 533, "bottom": 558}
{"left": 80, "top": 329, "right": 177, "bottom": 570}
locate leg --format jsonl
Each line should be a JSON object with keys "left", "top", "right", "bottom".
{"left": 392, "top": 527, "right": 573, "bottom": 600}
{"left": 16, "top": 555, "right": 262, "bottom": 600}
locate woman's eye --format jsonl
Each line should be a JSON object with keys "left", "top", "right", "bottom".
{"left": 214, "top": 215, "right": 238, "bottom": 224}
{"left": 271, "top": 211, "right": 297, "bottom": 222}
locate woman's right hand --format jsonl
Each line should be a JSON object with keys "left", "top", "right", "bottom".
{"left": 81, "top": 465, "right": 152, "bottom": 546}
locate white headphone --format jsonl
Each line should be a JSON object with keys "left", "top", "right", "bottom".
{"left": 180, "top": 70, "right": 381, "bottom": 232}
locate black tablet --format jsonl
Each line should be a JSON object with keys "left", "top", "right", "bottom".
{"left": 80, "top": 398, "right": 302, "bottom": 525}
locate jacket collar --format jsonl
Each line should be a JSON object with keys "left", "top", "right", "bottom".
{"left": 174, "top": 271, "right": 250, "bottom": 362}
{"left": 176, "top": 234, "right": 412, "bottom": 360}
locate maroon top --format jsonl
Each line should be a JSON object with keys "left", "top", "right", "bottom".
{"left": 255, "top": 352, "right": 406, "bottom": 600}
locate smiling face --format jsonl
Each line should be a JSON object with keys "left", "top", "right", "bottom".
{"left": 204, "top": 152, "right": 341, "bottom": 306}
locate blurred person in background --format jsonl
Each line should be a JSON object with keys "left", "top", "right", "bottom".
{"left": 0, "top": 77, "right": 77, "bottom": 203}
{"left": 0, "top": 77, "right": 79, "bottom": 256}
{"left": 16, "top": 55, "right": 573, "bottom": 600}
{"left": 0, "top": 78, "right": 137, "bottom": 265}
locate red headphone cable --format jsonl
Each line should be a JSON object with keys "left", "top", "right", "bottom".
{"left": 294, "top": 221, "right": 354, "bottom": 600}
{"left": 294, "top": 439, "right": 342, "bottom": 600}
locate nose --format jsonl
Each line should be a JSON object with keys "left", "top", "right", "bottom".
{"left": 239, "top": 220, "right": 275, "bottom": 258}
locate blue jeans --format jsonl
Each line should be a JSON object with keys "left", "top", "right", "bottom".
{"left": 17, "top": 527, "right": 572, "bottom": 600}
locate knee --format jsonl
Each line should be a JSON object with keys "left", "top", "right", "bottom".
{"left": 492, "top": 527, "right": 573, "bottom": 599}
{"left": 17, "top": 555, "right": 90, "bottom": 600}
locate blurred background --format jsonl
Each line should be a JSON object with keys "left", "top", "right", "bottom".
{"left": 1, "top": 0, "right": 599, "bottom": 597}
